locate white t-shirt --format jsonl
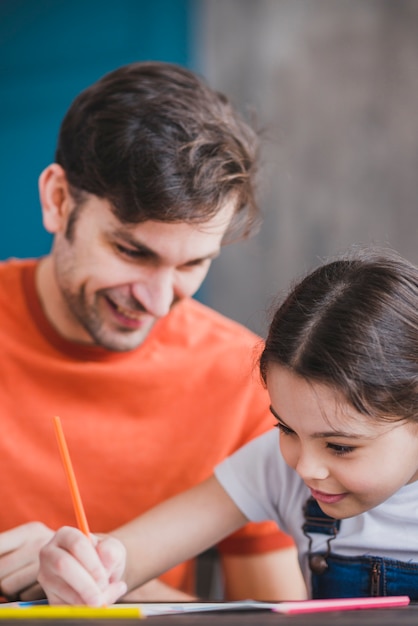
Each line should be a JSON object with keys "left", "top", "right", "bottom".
{"left": 215, "top": 429, "right": 418, "bottom": 592}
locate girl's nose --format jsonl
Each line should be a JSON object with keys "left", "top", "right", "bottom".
{"left": 295, "top": 449, "right": 329, "bottom": 482}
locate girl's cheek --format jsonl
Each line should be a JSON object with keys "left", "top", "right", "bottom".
{"left": 279, "top": 436, "right": 299, "bottom": 471}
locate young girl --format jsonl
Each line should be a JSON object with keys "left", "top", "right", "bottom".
{"left": 38, "top": 248, "right": 418, "bottom": 605}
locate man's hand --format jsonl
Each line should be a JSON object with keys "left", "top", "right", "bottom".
{"left": 38, "top": 527, "right": 127, "bottom": 606}
{"left": 0, "top": 522, "right": 54, "bottom": 601}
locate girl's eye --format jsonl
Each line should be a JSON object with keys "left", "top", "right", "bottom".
{"left": 326, "top": 442, "right": 355, "bottom": 456}
{"left": 274, "top": 421, "right": 293, "bottom": 436}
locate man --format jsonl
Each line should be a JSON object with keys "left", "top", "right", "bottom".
{"left": 0, "top": 61, "right": 305, "bottom": 602}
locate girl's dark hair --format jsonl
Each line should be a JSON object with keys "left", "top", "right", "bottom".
{"left": 56, "top": 61, "right": 260, "bottom": 239}
{"left": 260, "top": 249, "right": 418, "bottom": 422}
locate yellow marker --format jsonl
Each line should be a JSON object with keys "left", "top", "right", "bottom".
{"left": 0, "top": 606, "right": 143, "bottom": 619}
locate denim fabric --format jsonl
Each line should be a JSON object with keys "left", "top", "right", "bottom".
{"left": 303, "top": 497, "right": 340, "bottom": 536}
{"left": 311, "top": 552, "right": 418, "bottom": 599}
{"left": 303, "top": 497, "right": 418, "bottom": 599}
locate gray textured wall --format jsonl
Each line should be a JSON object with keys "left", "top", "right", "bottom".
{"left": 196, "top": 0, "right": 418, "bottom": 336}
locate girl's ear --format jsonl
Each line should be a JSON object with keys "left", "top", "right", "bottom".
{"left": 38, "top": 164, "right": 73, "bottom": 234}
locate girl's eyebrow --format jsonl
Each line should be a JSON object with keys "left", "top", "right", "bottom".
{"left": 269, "top": 404, "right": 282, "bottom": 421}
{"left": 313, "top": 430, "right": 363, "bottom": 440}
{"left": 268, "top": 405, "right": 364, "bottom": 440}
{"left": 269, "top": 405, "right": 295, "bottom": 431}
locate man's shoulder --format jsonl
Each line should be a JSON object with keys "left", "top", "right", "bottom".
{"left": 0, "top": 257, "right": 36, "bottom": 292}
{"left": 0, "top": 257, "right": 35, "bottom": 273}
{"left": 172, "top": 297, "right": 262, "bottom": 347}
{"left": 0, "top": 259, "right": 38, "bottom": 336}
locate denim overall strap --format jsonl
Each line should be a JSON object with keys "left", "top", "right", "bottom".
{"left": 302, "top": 496, "right": 341, "bottom": 575}
{"left": 302, "top": 497, "right": 418, "bottom": 599}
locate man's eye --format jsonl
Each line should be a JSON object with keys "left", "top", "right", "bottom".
{"left": 115, "top": 244, "right": 146, "bottom": 258}
{"left": 326, "top": 443, "right": 355, "bottom": 456}
{"left": 274, "top": 421, "right": 293, "bottom": 436}
{"left": 183, "top": 258, "right": 208, "bottom": 269}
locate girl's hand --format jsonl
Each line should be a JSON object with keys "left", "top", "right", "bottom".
{"left": 38, "top": 526, "right": 127, "bottom": 606}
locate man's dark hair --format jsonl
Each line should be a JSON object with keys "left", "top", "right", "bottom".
{"left": 56, "top": 61, "right": 260, "bottom": 239}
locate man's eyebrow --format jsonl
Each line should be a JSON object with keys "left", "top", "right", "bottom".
{"left": 112, "top": 229, "right": 221, "bottom": 263}
{"left": 112, "top": 230, "right": 159, "bottom": 256}
{"left": 268, "top": 405, "right": 363, "bottom": 439}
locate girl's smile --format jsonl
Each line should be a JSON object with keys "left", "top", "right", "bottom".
{"left": 308, "top": 488, "right": 348, "bottom": 505}
{"left": 267, "top": 364, "right": 418, "bottom": 520}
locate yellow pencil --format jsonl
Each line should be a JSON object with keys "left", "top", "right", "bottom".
{"left": 0, "top": 606, "right": 143, "bottom": 619}
{"left": 53, "top": 415, "right": 91, "bottom": 537}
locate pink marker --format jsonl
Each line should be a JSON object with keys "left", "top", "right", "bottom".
{"left": 272, "top": 595, "right": 410, "bottom": 614}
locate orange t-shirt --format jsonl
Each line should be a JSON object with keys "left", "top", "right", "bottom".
{"left": 0, "top": 258, "right": 294, "bottom": 593}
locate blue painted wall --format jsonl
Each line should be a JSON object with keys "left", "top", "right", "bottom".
{"left": 0, "top": 0, "right": 193, "bottom": 260}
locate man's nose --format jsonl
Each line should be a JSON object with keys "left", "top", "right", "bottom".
{"left": 131, "top": 270, "right": 175, "bottom": 318}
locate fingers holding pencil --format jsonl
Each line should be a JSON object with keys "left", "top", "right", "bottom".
{"left": 96, "top": 533, "right": 127, "bottom": 586}
{"left": 38, "top": 527, "right": 127, "bottom": 606}
{"left": 42, "top": 417, "right": 128, "bottom": 605}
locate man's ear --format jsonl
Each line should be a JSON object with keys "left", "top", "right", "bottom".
{"left": 38, "top": 163, "right": 73, "bottom": 234}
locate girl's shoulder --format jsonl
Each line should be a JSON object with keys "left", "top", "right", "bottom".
{"left": 215, "top": 429, "right": 309, "bottom": 534}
